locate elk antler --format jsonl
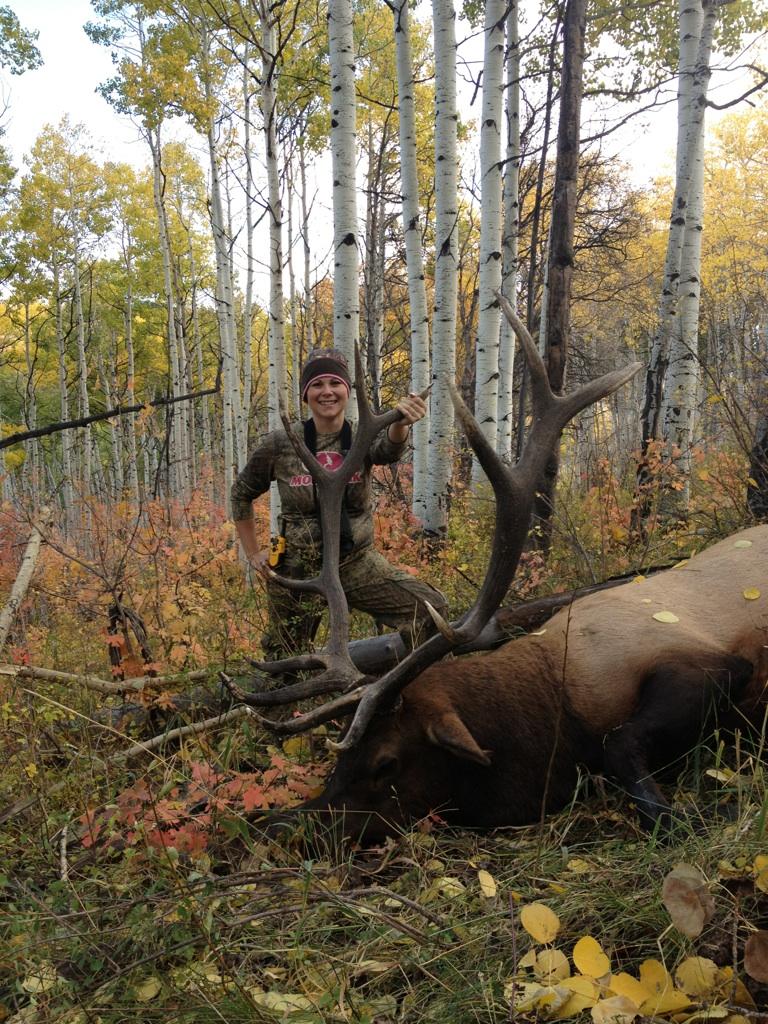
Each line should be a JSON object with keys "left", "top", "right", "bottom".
{"left": 241, "top": 296, "right": 640, "bottom": 742}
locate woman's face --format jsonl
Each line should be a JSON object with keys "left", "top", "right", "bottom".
{"left": 306, "top": 375, "right": 349, "bottom": 426}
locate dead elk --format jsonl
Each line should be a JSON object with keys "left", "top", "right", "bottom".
{"left": 289, "top": 525, "right": 768, "bottom": 844}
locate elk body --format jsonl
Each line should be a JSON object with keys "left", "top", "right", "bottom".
{"left": 296, "top": 525, "right": 768, "bottom": 843}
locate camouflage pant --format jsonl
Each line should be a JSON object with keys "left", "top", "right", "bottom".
{"left": 261, "top": 545, "right": 448, "bottom": 663}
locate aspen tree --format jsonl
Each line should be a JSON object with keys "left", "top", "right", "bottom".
{"left": 328, "top": 0, "right": 359, "bottom": 409}
{"left": 425, "top": 0, "right": 458, "bottom": 537}
{"left": 497, "top": 0, "right": 520, "bottom": 458}
{"left": 393, "top": 0, "right": 430, "bottom": 520}
{"left": 471, "top": 0, "right": 505, "bottom": 487}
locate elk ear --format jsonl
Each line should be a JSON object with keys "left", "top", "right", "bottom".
{"left": 426, "top": 712, "right": 492, "bottom": 766}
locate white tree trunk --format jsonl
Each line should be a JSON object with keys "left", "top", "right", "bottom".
{"left": 124, "top": 273, "right": 141, "bottom": 505}
{"left": 394, "top": 0, "right": 430, "bottom": 519}
{"left": 424, "top": 0, "right": 458, "bottom": 536}
{"left": 299, "top": 133, "right": 314, "bottom": 359}
{"left": 497, "top": 0, "right": 520, "bottom": 457}
{"left": 242, "top": 51, "right": 255, "bottom": 450}
{"left": 52, "top": 254, "right": 74, "bottom": 526}
{"left": 328, "top": 0, "right": 359, "bottom": 414}
{"left": 0, "top": 508, "right": 51, "bottom": 652}
{"left": 262, "top": 9, "right": 287, "bottom": 535}
{"left": 471, "top": 0, "right": 505, "bottom": 486}
{"left": 660, "top": 1, "right": 716, "bottom": 512}
{"left": 147, "top": 125, "right": 185, "bottom": 500}
{"left": 641, "top": 0, "right": 710, "bottom": 445}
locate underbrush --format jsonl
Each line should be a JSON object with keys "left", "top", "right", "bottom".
{"left": 1, "top": 454, "right": 766, "bottom": 1023}
{"left": 2, "top": 736, "right": 767, "bottom": 1022}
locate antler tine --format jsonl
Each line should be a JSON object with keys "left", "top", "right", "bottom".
{"left": 497, "top": 291, "right": 552, "bottom": 415}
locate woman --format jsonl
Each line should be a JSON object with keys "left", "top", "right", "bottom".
{"left": 231, "top": 348, "right": 448, "bottom": 664}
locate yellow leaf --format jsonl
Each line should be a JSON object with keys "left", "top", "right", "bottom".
{"left": 591, "top": 994, "right": 640, "bottom": 1024}
{"left": 706, "top": 394, "right": 723, "bottom": 404}
{"left": 640, "top": 987, "right": 692, "bottom": 1015}
{"left": 573, "top": 936, "right": 611, "bottom": 978}
{"left": 733, "top": 540, "right": 752, "bottom": 549}
{"left": 743, "top": 588, "right": 761, "bottom": 601}
{"left": 519, "top": 949, "right": 538, "bottom": 969}
{"left": 754, "top": 854, "right": 768, "bottom": 873}
{"left": 249, "top": 991, "right": 315, "bottom": 1013}
{"left": 520, "top": 902, "right": 561, "bottom": 943}
{"left": 653, "top": 610, "right": 680, "bottom": 623}
{"left": 133, "top": 977, "right": 162, "bottom": 1002}
{"left": 673, "top": 559, "right": 689, "bottom": 569}
{"left": 477, "top": 869, "right": 497, "bottom": 898}
{"left": 697, "top": 470, "right": 710, "bottom": 481}
{"left": 281, "top": 735, "right": 310, "bottom": 758}
{"left": 534, "top": 949, "right": 570, "bottom": 984}
{"left": 507, "top": 981, "right": 570, "bottom": 1014}
{"left": 675, "top": 956, "right": 719, "bottom": 996}
{"left": 23, "top": 763, "right": 38, "bottom": 779}
{"left": 553, "top": 976, "right": 600, "bottom": 1019}
{"left": 436, "top": 876, "right": 466, "bottom": 898}
{"left": 609, "top": 972, "right": 651, "bottom": 1005}
{"left": 682, "top": 1008, "right": 730, "bottom": 1023}
{"left": 21, "top": 963, "right": 60, "bottom": 994}
{"left": 351, "top": 959, "right": 395, "bottom": 976}
{"left": 705, "top": 768, "right": 738, "bottom": 784}
{"left": 755, "top": 868, "right": 768, "bottom": 893}
{"left": 566, "top": 858, "right": 592, "bottom": 874}
{"left": 638, "top": 958, "right": 674, "bottom": 993}
{"left": 640, "top": 598, "right": 653, "bottom": 604}
{"left": 632, "top": 574, "right": 646, "bottom": 582}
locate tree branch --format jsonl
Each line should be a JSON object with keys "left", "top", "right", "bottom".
{"left": 0, "top": 363, "right": 222, "bottom": 451}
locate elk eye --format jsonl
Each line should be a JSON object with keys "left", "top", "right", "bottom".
{"left": 371, "top": 754, "right": 399, "bottom": 782}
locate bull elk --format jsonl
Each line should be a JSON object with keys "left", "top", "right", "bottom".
{"left": 232, "top": 303, "right": 767, "bottom": 844}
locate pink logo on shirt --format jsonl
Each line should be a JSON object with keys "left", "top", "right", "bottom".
{"left": 289, "top": 450, "right": 361, "bottom": 487}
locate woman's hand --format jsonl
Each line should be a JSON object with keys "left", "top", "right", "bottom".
{"left": 396, "top": 393, "right": 427, "bottom": 424}
{"left": 388, "top": 393, "right": 427, "bottom": 443}
{"left": 249, "top": 549, "right": 271, "bottom": 575}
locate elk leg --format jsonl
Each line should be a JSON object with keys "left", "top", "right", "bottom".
{"left": 603, "top": 654, "right": 754, "bottom": 830}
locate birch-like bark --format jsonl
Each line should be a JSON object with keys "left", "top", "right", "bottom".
{"left": 0, "top": 508, "right": 51, "bottom": 652}
{"left": 299, "top": 133, "right": 314, "bottom": 358}
{"left": 394, "top": 0, "right": 430, "bottom": 519}
{"left": 660, "top": 115, "right": 706, "bottom": 512}
{"left": 52, "top": 253, "right": 74, "bottom": 524}
{"left": 262, "top": 6, "right": 287, "bottom": 535}
{"left": 471, "top": 0, "right": 505, "bottom": 486}
{"left": 287, "top": 158, "right": 301, "bottom": 414}
{"left": 497, "top": 0, "right": 520, "bottom": 458}
{"left": 660, "top": 0, "right": 717, "bottom": 513}
{"left": 206, "top": 115, "right": 238, "bottom": 510}
{"left": 147, "top": 124, "right": 185, "bottom": 500}
{"left": 328, "top": 0, "right": 359, "bottom": 413}
{"left": 242, "top": 51, "right": 255, "bottom": 444}
{"left": 190, "top": 255, "right": 213, "bottom": 496}
{"left": 124, "top": 273, "right": 140, "bottom": 505}
{"left": 23, "top": 302, "right": 40, "bottom": 505}
{"left": 640, "top": 0, "right": 707, "bottom": 448}
{"left": 424, "top": 0, "right": 458, "bottom": 536}
{"left": 69, "top": 203, "right": 93, "bottom": 496}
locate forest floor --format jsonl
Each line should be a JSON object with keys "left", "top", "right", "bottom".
{"left": 2, "top": 483, "right": 767, "bottom": 1023}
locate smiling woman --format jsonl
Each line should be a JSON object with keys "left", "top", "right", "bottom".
{"left": 231, "top": 347, "right": 447, "bottom": 671}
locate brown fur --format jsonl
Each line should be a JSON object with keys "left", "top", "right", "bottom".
{"left": 297, "top": 526, "right": 768, "bottom": 842}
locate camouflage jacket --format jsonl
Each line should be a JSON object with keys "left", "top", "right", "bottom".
{"left": 230, "top": 421, "right": 407, "bottom": 556}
